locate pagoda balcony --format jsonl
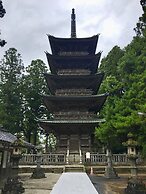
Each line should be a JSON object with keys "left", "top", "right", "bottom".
{"left": 53, "top": 111, "right": 98, "bottom": 120}
{"left": 58, "top": 69, "right": 91, "bottom": 75}
{"left": 59, "top": 51, "right": 89, "bottom": 56}
{"left": 55, "top": 89, "right": 93, "bottom": 96}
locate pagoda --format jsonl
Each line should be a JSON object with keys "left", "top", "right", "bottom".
{"left": 39, "top": 9, "right": 107, "bottom": 161}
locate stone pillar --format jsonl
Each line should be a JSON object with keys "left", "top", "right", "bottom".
{"left": 1, "top": 150, "right": 10, "bottom": 179}
{"left": 79, "top": 134, "right": 82, "bottom": 164}
{"left": 2, "top": 150, "right": 8, "bottom": 168}
{"left": 66, "top": 135, "right": 70, "bottom": 164}
{"left": 89, "top": 135, "right": 91, "bottom": 151}
{"left": 45, "top": 134, "right": 49, "bottom": 153}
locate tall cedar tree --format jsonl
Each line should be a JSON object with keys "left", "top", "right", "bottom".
{"left": 0, "top": 48, "right": 24, "bottom": 133}
{"left": 22, "top": 59, "right": 48, "bottom": 145}
{"left": 95, "top": 46, "right": 125, "bottom": 152}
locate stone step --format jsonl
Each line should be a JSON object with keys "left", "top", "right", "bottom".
{"left": 64, "top": 165, "right": 85, "bottom": 172}
{"left": 68, "top": 154, "right": 81, "bottom": 164}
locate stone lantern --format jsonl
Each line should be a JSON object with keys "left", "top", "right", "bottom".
{"left": 123, "top": 133, "right": 146, "bottom": 194}
{"left": 11, "top": 141, "right": 22, "bottom": 169}
{"left": 31, "top": 145, "right": 46, "bottom": 179}
{"left": 1, "top": 134, "right": 25, "bottom": 194}
{"left": 104, "top": 147, "right": 118, "bottom": 179}
{"left": 123, "top": 133, "right": 138, "bottom": 177}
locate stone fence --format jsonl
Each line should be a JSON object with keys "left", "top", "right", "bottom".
{"left": 19, "top": 153, "right": 143, "bottom": 165}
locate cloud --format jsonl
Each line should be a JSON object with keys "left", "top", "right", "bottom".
{"left": 0, "top": 0, "right": 143, "bottom": 67}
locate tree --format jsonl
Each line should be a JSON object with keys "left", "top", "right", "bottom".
{"left": 116, "top": 35, "right": 146, "bottom": 154}
{"left": 99, "top": 46, "right": 124, "bottom": 79}
{"left": 0, "top": 48, "right": 24, "bottom": 133}
{"left": 22, "top": 59, "right": 48, "bottom": 145}
{"left": 0, "top": 0, "right": 6, "bottom": 47}
{"left": 96, "top": 30, "right": 146, "bottom": 153}
{"left": 134, "top": 0, "right": 146, "bottom": 36}
{"left": 95, "top": 1, "right": 146, "bottom": 154}
{"left": 95, "top": 46, "right": 124, "bottom": 151}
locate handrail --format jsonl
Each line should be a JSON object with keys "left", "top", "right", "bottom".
{"left": 19, "top": 153, "right": 143, "bottom": 165}
{"left": 79, "top": 149, "right": 82, "bottom": 164}
{"left": 66, "top": 149, "right": 70, "bottom": 164}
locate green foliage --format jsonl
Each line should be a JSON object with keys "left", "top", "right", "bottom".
{"left": 95, "top": 30, "right": 146, "bottom": 154}
{"left": 0, "top": 48, "right": 24, "bottom": 133}
{"left": 99, "top": 46, "right": 124, "bottom": 78}
{"left": 22, "top": 59, "right": 48, "bottom": 145}
{"left": 134, "top": 0, "right": 146, "bottom": 36}
{"left": 0, "top": 50, "right": 49, "bottom": 145}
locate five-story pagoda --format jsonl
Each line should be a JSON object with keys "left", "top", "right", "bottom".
{"left": 39, "top": 9, "right": 107, "bottom": 161}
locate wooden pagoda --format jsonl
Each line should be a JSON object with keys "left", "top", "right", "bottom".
{"left": 39, "top": 9, "right": 107, "bottom": 159}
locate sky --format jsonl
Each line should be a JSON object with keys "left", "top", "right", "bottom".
{"left": 0, "top": 0, "right": 143, "bottom": 67}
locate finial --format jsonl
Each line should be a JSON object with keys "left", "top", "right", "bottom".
{"left": 71, "top": 8, "right": 76, "bottom": 38}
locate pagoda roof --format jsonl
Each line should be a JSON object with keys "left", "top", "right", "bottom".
{"left": 39, "top": 119, "right": 105, "bottom": 134}
{"left": 44, "top": 72, "right": 104, "bottom": 95}
{"left": 48, "top": 34, "right": 99, "bottom": 55}
{"left": 46, "top": 52, "right": 101, "bottom": 74}
{"left": 42, "top": 94, "right": 108, "bottom": 113}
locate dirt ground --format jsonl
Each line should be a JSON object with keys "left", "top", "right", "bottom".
{"left": 20, "top": 173, "right": 131, "bottom": 194}
{"left": 21, "top": 173, "right": 61, "bottom": 194}
{"left": 90, "top": 174, "right": 146, "bottom": 194}
{"left": 1, "top": 173, "right": 146, "bottom": 194}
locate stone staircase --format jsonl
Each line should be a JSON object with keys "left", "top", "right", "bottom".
{"left": 64, "top": 165, "right": 85, "bottom": 172}
{"left": 68, "top": 153, "right": 81, "bottom": 164}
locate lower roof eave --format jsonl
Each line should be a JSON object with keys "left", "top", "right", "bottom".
{"left": 38, "top": 119, "right": 105, "bottom": 134}
{"left": 39, "top": 119, "right": 105, "bottom": 124}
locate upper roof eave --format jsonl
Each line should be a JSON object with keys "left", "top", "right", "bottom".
{"left": 45, "top": 51, "right": 102, "bottom": 59}
{"left": 44, "top": 71, "right": 104, "bottom": 79}
{"left": 47, "top": 34, "right": 100, "bottom": 42}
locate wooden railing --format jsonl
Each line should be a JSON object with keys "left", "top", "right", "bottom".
{"left": 83, "top": 153, "right": 127, "bottom": 164}
{"left": 19, "top": 153, "right": 66, "bottom": 165}
{"left": 19, "top": 153, "right": 143, "bottom": 165}
{"left": 83, "top": 153, "right": 143, "bottom": 165}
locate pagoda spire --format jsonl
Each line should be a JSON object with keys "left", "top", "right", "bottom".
{"left": 71, "top": 8, "right": 76, "bottom": 38}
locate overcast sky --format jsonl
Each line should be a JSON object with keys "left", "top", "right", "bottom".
{"left": 0, "top": 0, "right": 143, "bottom": 67}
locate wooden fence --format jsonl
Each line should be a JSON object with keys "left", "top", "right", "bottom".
{"left": 19, "top": 153, "right": 143, "bottom": 165}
